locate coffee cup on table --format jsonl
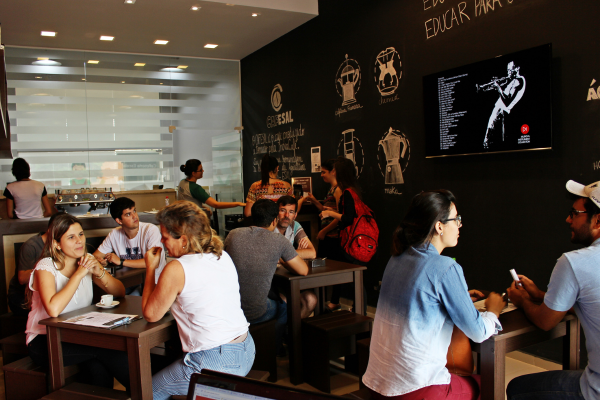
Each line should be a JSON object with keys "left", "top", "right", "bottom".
{"left": 100, "top": 294, "right": 113, "bottom": 306}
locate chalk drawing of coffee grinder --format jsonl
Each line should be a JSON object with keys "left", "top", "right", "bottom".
{"left": 376, "top": 47, "right": 399, "bottom": 96}
{"left": 342, "top": 128, "right": 360, "bottom": 176}
{"left": 379, "top": 127, "right": 408, "bottom": 185}
{"left": 338, "top": 55, "right": 360, "bottom": 106}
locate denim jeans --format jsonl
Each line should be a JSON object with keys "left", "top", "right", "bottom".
{"left": 506, "top": 370, "right": 585, "bottom": 400}
{"left": 152, "top": 333, "right": 255, "bottom": 400}
{"left": 248, "top": 298, "right": 287, "bottom": 352}
{"left": 28, "top": 334, "right": 130, "bottom": 390}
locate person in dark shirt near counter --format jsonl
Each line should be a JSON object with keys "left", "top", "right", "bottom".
{"left": 7, "top": 213, "right": 62, "bottom": 316}
{"left": 224, "top": 199, "right": 308, "bottom": 355}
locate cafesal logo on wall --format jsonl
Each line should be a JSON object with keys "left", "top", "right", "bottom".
{"left": 267, "top": 84, "right": 293, "bottom": 128}
{"left": 335, "top": 55, "right": 364, "bottom": 119}
{"left": 377, "top": 127, "right": 410, "bottom": 188}
{"left": 587, "top": 79, "right": 600, "bottom": 101}
{"left": 374, "top": 47, "right": 402, "bottom": 104}
{"left": 337, "top": 128, "right": 365, "bottom": 178}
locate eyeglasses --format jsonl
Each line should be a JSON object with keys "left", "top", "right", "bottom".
{"left": 569, "top": 209, "right": 589, "bottom": 218}
{"left": 195, "top": 169, "right": 203, "bottom": 173}
{"left": 442, "top": 215, "right": 462, "bottom": 227}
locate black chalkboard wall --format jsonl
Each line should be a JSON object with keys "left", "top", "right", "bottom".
{"left": 241, "top": 0, "right": 600, "bottom": 362}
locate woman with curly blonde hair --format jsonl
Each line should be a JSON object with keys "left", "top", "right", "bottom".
{"left": 142, "top": 201, "right": 254, "bottom": 400}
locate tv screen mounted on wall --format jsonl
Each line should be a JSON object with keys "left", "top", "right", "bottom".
{"left": 423, "top": 44, "right": 552, "bottom": 158}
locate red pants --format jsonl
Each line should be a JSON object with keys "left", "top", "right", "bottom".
{"left": 370, "top": 374, "right": 481, "bottom": 400}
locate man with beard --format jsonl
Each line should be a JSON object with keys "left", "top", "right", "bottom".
{"left": 276, "top": 195, "right": 318, "bottom": 318}
{"left": 506, "top": 180, "right": 600, "bottom": 400}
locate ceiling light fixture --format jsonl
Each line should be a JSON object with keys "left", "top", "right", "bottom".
{"left": 190, "top": 6, "right": 200, "bottom": 11}
{"left": 204, "top": 44, "right": 218, "bottom": 48}
{"left": 32, "top": 59, "right": 62, "bottom": 66}
{"left": 134, "top": 63, "right": 146, "bottom": 67}
{"left": 35, "top": 76, "right": 42, "bottom": 79}
{"left": 82, "top": 78, "right": 86, "bottom": 81}
{"left": 160, "top": 67, "right": 183, "bottom": 72}
{"left": 41, "top": 31, "right": 56, "bottom": 37}
{"left": 121, "top": 81, "right": 126, "bottom": 83}
{"left": 177, "top": 65, "right": 188, "bottom": 69}
{"left": 252, "top": 13, "right": 260, "bottom": 17}
{"left": 100, "top": 36, "right": 114, "bottom": 41}
{"left": 37, "top": 57, "right": 49, "bottom": 61}
{"left": 124, "top": 0, "right": 135, "bottom": 3}
{"left": 159, "top": 82, "right": 163, "bottom": 85}
{"left": 88, "top": 60, "right": 99, "bottom": 64}
{"left": 154, "top": 40, "right": 169, "bottom": 45}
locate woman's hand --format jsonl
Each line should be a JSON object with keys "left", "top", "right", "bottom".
{"left": 469, "top": 289, "right": 485, "bottom": 302}
{"left": 145, "top": 247, "right": 163, "bottom": 270}
{"left": 306, "top": 192, "right": 318, "bottom": 203}
{"left": 484, "top": 292, "right": 507, "bottom": 318}
{"left": 317, "top": 229, "right": 327, "bottom": 241}
{"left": 237, "top": 202, "right": 246, "bottom": 207}
{"left": 74, "top": 262, "right": 92, "bottom": 280}
{"left": 79, "top": 254, "right": 104, "bottom": 277}
{"left": 320, "top": 210, "right": 332, "bottom": 219}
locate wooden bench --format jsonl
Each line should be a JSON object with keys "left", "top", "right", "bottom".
{"left": 302, "top": 310, "right": 373, "bottom": 393}
{"left": 3, "top": 356, "right": 79, "bottom": 400}
{"left": 248, "top": 319, "right": 278, "bottom": 382}
{"left": 40, "top": 382, "right": 130, "bottom": 400}
{"left": 0, "top": 331, "right": 28, "bottom": 365}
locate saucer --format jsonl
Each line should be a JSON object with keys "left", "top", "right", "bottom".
{"left": 96, "top": 300, "right": 120, "bottom": 309}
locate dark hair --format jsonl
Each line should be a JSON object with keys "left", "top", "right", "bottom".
{"left": 157, "top": 201, "right": 222, "bottom": 258}
{"left": 321, "top": 158, "right": 336, "bottom": 172}
{"left": 109, "top": 197, "right": 136, "bottom": 221}
{"left": 71, "top": 163, "right": 86, "bottom": 170}
{"left": 276, "top": 195, "right": 298, "bottom": 209}
{"left": 251, "top": 199, "right": 279, "bottom": 228}
{"left": 333, "top": 157, "right": 360, "bottom": 196}
{"left": 180, "top": 159, "right": 202, "bottom": 178}
{"left": 392, "top": 190, "right": 456, "bottom": 256}
{"left": 260, "top": 154, "right": 279, "bottom": 186}
{"left": 12, "top": 158, "right": 31, "bottom": 180}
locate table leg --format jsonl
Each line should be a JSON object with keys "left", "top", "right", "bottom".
{"left": 563, "top": 318, "right": 581, "bottom": 370}
{"left": 46, "top": 326, "right": 65, "bottom": 392}
{"left": 127, "top": 336, "right": 153, "bottom": 400}
{"left": 479, "top": 339, "right": 505, "bottom": 400}
{"left": 354, "top": 270, "right": 364, "bottom": 316}
{"left": 288, "top": 280, "right": 303, "bottom": 385}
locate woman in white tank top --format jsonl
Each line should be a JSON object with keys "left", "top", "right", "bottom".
{"left": 26, "top": 213, "right": 130, "bottom": 390}
{"left": 142, "top": 201, "right": 255, "bottom": 400}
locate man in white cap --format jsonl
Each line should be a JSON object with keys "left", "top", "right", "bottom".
{"left": 506, "top": 180, "right": 600, "bottom": 400}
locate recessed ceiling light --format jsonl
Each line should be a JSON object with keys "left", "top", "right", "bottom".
{"left": 100, "top": 36, "right": 114, "bottom": 41}
{"left": 252, "top": 13, "right": 260, "bottom": 17}
{"left": 88, "top": 60, "right": 99, "bottom": 64}
{"left": 121, "top": 81, "right": 125, "bottom": 84}
{"left": 37, "top": 57, "right": 49, "bottom": 61}
{"left": 32, "top": 59, "right": 62, "bottom": 66}
{"left": 160, "top": 67, "right": 183, "bottom": 72}
{"left": 41, "top": 31, "right": 56, "bottom": 37}
{"left": 204, "top": 44, "right": 218, "bottom": 49}
{"left": 134, "top": 63, "right": 146, "bottom": 67}
{"left": 35, "top": 76, "right": 42, "bottom": 79}
{"left": 190, "top": 6, "right": 200, "bottom": 11}
{"left": 159, "top": 82, "right": 163, "bottom": 85}
{"left": 177, "top": 65, "right": 188, "bottom": 69}
{"left": 154, "top": 40, "right": 169, "bottom": 45}
{"left": 82, "top": 78, "right": 86, "bottom": 81}
{"left": 124, "top": 0, "right": 135, "bottom": 3}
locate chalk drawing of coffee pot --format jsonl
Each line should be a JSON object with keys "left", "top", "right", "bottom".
{"left": 379, "top": 127, "right": 408, "bottom": 185}
{"left": 337, "top": 55, "right": 360, "bottom": 106}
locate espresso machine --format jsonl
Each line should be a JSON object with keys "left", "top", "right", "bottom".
{"left": 54, "top": 188, "right": 115, "bottom": 216}
{"left": 379, "top": 127, "right": 407, "bottom": 185}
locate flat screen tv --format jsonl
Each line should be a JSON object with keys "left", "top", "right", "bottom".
{"left": 423, "top": 44, "right": 552, "bottom": 158}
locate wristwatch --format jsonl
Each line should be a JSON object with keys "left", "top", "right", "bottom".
{"left": 120, "top": 258, "right": 124, "bottom": 266}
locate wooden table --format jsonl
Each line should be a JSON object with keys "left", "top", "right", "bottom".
{"left": 272, "top": 259, "right": 366, "bottom": 385}
{"left": 40, "top": 295, "right": 177, "bottom": 400}
{"left": 471, "top": 310, "right": 580, "bottom": 400}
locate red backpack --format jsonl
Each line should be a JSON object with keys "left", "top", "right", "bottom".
{"left": 340, "top": 189, "right": 379, "bottom": 263}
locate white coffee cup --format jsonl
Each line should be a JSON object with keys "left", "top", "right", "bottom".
{"left": 100, "top": 294, "right": 113, "bottom": 306}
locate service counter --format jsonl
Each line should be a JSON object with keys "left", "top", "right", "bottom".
{"left": 0, "top": 212, "right": 159, "bottom": 314}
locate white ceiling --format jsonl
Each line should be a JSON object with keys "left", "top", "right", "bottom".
{"left": 0, "top": 0, "right": 318, "bottom": 60}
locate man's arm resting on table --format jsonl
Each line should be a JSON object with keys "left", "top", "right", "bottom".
{"left": 521, "top": 299, "right": 568, "bottom": 331}
{"left": 93, "top": 249, "right": 146, "bottom": 268}
{"left": 280, "top": 255, "right": 308, "bottom": 276}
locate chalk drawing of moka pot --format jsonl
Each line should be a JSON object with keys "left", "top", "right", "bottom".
{"left": 336, "top": 55, "right": 361, "bottom": 106}
{"left": 379, "top": 127, "right": 409, "bottom": 185}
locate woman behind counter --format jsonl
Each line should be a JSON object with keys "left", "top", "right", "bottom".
{"left": 178, "top": 159, "right": 245, "bottom": 215}
{"left": 26, "top": 213, "right": 129, "bottom": 390}
{"left": 244, "top": 154, "right": 292, "bottom": 217}
{"left": 142, "top": 201, "right": 255, "bottom": 400}
{"left": 4, "top": 158, "right": 55, "bottom": 219}
{"left": 363, "top": 190, "right": 505, "bottom": 400}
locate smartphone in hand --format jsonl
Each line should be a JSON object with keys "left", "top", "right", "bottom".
{"left": 510, "top": 269, "right": 522, "bottom": 286}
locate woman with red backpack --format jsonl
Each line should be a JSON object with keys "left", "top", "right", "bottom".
{"left": 319, "top": 157, "right": 378, "bottom": 313}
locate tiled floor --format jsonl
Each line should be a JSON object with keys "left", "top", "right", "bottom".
{"left": 0, "top": 349, "right": 560, "bottom": 400}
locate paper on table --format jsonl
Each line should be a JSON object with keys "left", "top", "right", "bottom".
{"left": 63, "top": 312, "right": 138, "bottom": 329}
{"left": 473, "top": 300, "right": 517, "bottom": 314}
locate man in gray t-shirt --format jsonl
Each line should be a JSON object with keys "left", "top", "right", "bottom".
{"left": 224, "top": 199, "right": 308, "bottom": 354}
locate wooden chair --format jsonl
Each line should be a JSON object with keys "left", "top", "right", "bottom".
{"left": 40, "top": 382, "right": 130, "bottom": 400}
{"left": 248, "top": 319, "right": 278, "bottom": 382}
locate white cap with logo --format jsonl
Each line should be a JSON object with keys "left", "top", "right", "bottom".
{"left": 566, "top": 180, "right": 600, "bottom": 208}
